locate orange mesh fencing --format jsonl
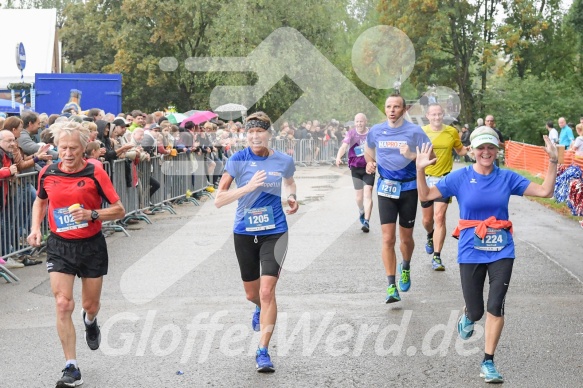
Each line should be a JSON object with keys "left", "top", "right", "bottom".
{"left": 505, "top": 140, "right": 583, "bottom": 177}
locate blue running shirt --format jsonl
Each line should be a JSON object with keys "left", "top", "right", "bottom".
{"left": 436, "top": 165, "right": 531, "bottom": 264}
{"left": 367, "top": 120, "right": 430, "bottom": 191}
{"left": 225, "top": 147, "right": 295, "bottom": 235}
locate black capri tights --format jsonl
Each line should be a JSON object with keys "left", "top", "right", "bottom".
{"left": 459, "top": 258, "right": 514, "bottom": 321}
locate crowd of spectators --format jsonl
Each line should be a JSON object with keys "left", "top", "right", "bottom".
{"left": 0, "top": 106, "right": 354, "bottom": 269}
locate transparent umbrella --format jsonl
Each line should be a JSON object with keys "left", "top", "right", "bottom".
{"left": 214, "top": 103, "right": 248, "bottom": 120}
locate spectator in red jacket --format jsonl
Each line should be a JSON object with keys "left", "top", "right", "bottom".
{"left": 0, "top": 130, "right": 19, "bottom": 264}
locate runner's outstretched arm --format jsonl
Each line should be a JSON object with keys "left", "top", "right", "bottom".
{"left": 416, "top": 143, "right": 442, "bottom": 202}
{"left": 523, "top": 135, "right": 558, "bottom": 198}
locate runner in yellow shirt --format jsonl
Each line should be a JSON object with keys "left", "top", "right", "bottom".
{"left": 421, "top": 103, "right": 469, "bottom": 270}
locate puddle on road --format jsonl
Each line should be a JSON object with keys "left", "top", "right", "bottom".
{"left": 302, "top": 195, "right": 325, "bottom": 203}
{"left": 312, "top": 185, "right": 334, "bottom": 190}
{"left": 295, "top": 175, "right": 340, "bottom": 180}
{"left": 299, "top": 175, "right": 340, "bottom": 204}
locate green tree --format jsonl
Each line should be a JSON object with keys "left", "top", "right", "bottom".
{"left": 478, "top": 0, "right": 501, "bottom": 114}
{"left": 378, "top": 0, "right": 495, "bottom": 125}
{"left": 200, "top": 0, "right": 353, "bottom": 120}
{"left": 483, "top": 73, "right": 583, "bottom": 144}
{"left": 567, "top": 0, "right": 583, "bottom": 79}
{"left": 60, "top": 0, "right": 119, "bottom": 74}
{"left": 59, "top": 0, "right": 355, "bottom": 116}
{"left": 498, "top": 0, "right": 578, "bottom": 80}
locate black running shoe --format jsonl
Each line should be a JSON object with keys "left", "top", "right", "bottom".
{"left": 83, "top": 310, "right": 101, "bottom": 350}
{"left": 56, "top": 364, "right": 83, "bottom": 387}
{"left": 361, "top": 220, "right": 370, "bottom": 233}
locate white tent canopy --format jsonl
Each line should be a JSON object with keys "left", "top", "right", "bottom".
{"left": 0, "top": 9, "right": 59, "bottom": 89}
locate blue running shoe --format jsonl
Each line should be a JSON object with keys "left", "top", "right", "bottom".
{"left": 432, "top": 255, "right": 445, "bottom": 271}
{"left": 359, "top": 212, "right": 365, "bottom": 225}
{"left": 361, "top": 220, "right": 370, "bottom": 233}
{"left": 457, "top": 311, "right": 475, "bottom": 340}
{"left": 398, "top": 263, "right": 411, "bottom": 292}
{"left": 56, "top": 364, "right": 83, "bottom": 387}
{"left": 425, "top": 238, "right": 434, "bottom": 254}
{"left": 385, "top": 284, "right": 401, "bottom": 303}
{"left": 252, "top": 306, "right": 260, "bottom": 332}
{"left": 480, "top": 360, "right": 504, "bottom": 383}
{"left": 256, "top": 347, "right": 275, "bottom": 373}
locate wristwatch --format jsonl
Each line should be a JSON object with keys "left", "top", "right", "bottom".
{"left": 90, "top": 210, "right": 100, "bottom": 222}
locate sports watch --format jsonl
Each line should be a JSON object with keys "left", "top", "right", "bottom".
{"left": 90, "top": 210, "right": 100, "bottom": 222}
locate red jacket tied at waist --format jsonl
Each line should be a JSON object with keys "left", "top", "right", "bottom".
{"left": 452, "top": 216, "right": 513, "bottom": 239}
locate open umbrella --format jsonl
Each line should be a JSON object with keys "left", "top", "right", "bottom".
{"left": 166, "top": 112, "right": 187, "bottom": 125}
{"left": 0, "top": 98, "right": 24, "bottom": 113}
{"left": 181, "top": 110, "right": 218, "bottom": 126}
{"left": 214, "top": 103, "right": 247, "bottom": 120}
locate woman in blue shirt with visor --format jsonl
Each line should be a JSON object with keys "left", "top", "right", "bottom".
{"left": 416, "top": 126, "right": 557, "bottom": 384}
{"left": 215, "top": 111, "right": 298, "bottom": 373}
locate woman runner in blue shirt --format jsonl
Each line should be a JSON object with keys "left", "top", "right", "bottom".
{"left": 416, "top": 127, "right": 558, "bottom": 383}
{"left": 215, "top": 111, "right": 298, "bottom": 373}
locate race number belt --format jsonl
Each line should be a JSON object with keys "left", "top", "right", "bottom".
{"left": 377, "top": 179, "right": 402, "bottom": 199}
{"left": 377, "top": 176, "right": 415, "bottom": 199}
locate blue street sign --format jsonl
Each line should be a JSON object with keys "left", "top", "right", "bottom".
{"left": 16, "top": 42, "right": 26, "bottom": 71}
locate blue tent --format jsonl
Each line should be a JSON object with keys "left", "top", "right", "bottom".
{"left": 0, "top": 98, "right": 24, "bottom": 114}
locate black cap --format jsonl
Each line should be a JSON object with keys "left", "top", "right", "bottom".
{"left": 113, "top": 118, "right": 129, "bottom": 127}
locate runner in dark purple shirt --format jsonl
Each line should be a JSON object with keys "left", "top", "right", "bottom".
{"left": 335, "top": 113, "right": 376, "bottom": 232}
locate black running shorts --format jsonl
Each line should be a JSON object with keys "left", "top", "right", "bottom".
{"left": 350, "top": 167, "right": 375, "bottom": 190}
{"left": 420, "top": 196, "right": 452, "bottom": 208}
{"left": 377, "top": 189, "right": 418, "bottom": 227}
{"left": 46, "top": 232, "right": 108, "bottom": 278}
{"left": 233, "top": 232, "right": 288, "bottom": 282}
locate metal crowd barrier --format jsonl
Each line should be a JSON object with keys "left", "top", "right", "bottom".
{"left": 226, "top": 138, "right": 341, "bottom": 166}
{"left": 1, "top": 172, "right": 49, "bottom": 259}
{"left": 162, "top": 153, "right": 187, "bottom": 202}
{"left": 0, "top": 152, "right": 211, "bottom": 269}
{"left": 269, "top": 138, "right": 338, "bottom": 166}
